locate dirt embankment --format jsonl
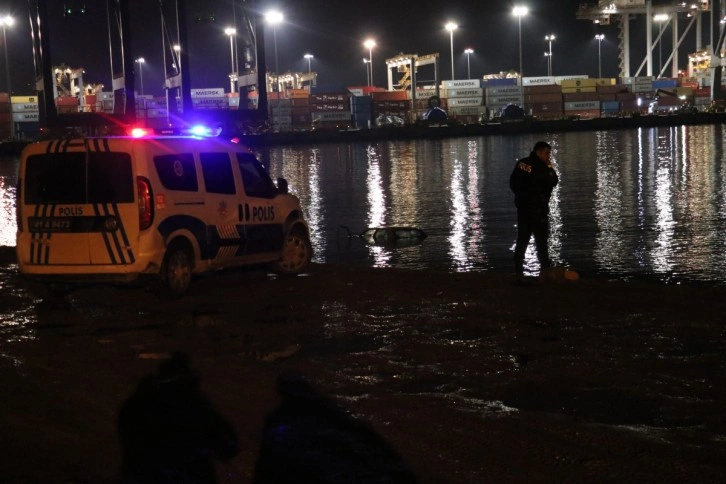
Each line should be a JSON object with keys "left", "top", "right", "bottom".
{"left": 1, "top": 252, "right": 726, "bottom": 482}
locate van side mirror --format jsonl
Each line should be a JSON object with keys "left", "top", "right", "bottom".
{"left": 277, "top": 177, "right": 288, "bottom": 194}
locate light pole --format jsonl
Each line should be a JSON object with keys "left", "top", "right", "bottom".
{"left": 654, "top": 14, "right": 669, "bottom": 77}
{"left": 364, "top": 39, "right": 376, "bottom": 86}
{"left": 464, "top": 48, "right": 474, "bottom": 79}
{"left": 304, "top": 53, "right": 313, "bottom": 73}
{"left": 363, "top": 58, "right": 371, "bottom": 86}
{"left": 172, "top": 44, "right": 181, "bottom": 74}
{"left": 135, "top": 57, "right": 145, "bottom": 96}
{"left": 265, "top": 10, "right": 283, "bottom": 92}
{"left": 225, "top": 27, "right": 237, "bottom": 93}
{"left": 545, "top": 34, "right": 555, "bottom": 76}
{"left": 513, "top": 6, "right": 528, "bottom": 78}
{"left": 445, "top": 22, "right": 458, "bottom": 80}
{"left": 1, "top": 15, "right": 14, "bottom": 139}
{"left": 595, "top": 34, "right": 605, "bottom": 78}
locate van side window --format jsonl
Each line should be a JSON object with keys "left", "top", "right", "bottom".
{"left": 153, "top": 153, "right": 198, "bottom": 192}
{"left": 236, "top": 152, "right": 277, "bottom": 199}
{"left": 200, "top": 152, "right": 236, "bottom": 194}
{"left": 24, "top": 152, "right": 133, "bottom": 204}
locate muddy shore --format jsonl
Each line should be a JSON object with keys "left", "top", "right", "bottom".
{"left": 1, "top": 249, "right": 725, "bottom": 482}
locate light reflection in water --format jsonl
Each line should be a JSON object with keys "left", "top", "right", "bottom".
{"left": 365, "top": 145, "right": 391, "bottom": 268}
{"left": 0, "top": 157, "right": 18, "bottom": 248}
{"left": 3, "top": 126, "right": 726, "bottom": 283}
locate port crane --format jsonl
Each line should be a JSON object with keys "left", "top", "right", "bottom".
{"left": 26, "top": 0, "right": 268, "bottom": 133}
{"left": 576, "top": 1, "right": 726, "bottom": 100}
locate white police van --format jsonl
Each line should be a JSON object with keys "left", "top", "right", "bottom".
{"left": 15, "top": 128, "right": 312, "bottom": 296}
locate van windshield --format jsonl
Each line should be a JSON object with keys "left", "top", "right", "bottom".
{"left": 24, "top": 152, "right": 134, "bottom": 204}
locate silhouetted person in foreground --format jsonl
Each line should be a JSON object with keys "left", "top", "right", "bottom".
{"left": 510, "top": 141, "right": 559, "bottom": 280}
{"left": 118, "top": 352, "right": 237, "bottom": 483}
{"left": 254, "top": 373, "right": 417, "bottom": 483}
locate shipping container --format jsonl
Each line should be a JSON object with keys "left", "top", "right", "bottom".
{"left": 561, "top": 87, "right": 597, "bottom": 94}
{"left": 522, "top": 76, "right": 556, "bottom": 86}
{"left": 442, "top": 79, "right": 481, "bottom": 89}
{"left": 370, "top": 91, "right": 407, "bottom": 101}
{"left": 524, "top": 84, "right": 562, "bottom": 94}
{"left": 565, "top": 101, "right": 600, "bottom": 111}
{"left": 563, "top": 92, "right": 599, "bottom": 102}
{"left": 485, "top": 86, "right": 523, "bottom": 97}
{"left": 444, "top": 88, "right": 483, "bottom": 98}
{"left": 524, "top": 93, "right": 562, "bottom": 104}
{"left": 446, "top": 97, "right": 484, "bottom": 107}
{"left": 481, "top": 78, "right": 518, "bottom": 87}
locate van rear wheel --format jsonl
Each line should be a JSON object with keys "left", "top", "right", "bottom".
{"left": 159, "top": 245, "right": 193, "bottom": 297}
{"left": 274, "top": 228, "right": 312, "bottom": 275}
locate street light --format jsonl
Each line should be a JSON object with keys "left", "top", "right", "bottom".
{"left": 595, "top": 34, "right": 605, "bottom": 78}
{"left": 265, "top": 10, "right": 283, "bottom": 92}
{"left": 1, "top": 15, "right": 14, "bottom": 139}
{"left": 654, "top": 14, "right": 669, "bottom": 77}
{"left": 513, "top": 6, "right": 528, "bottom": 78}
{"left": 304, "top": 53, "right": 313, "bottom": 73}
{"left": 363, "top": 58, "right": 371, "bottom": 86}
{"left": 445, "top": 22, "right": 458, "bottom": 80}
{"left": 464, "top": 48, "right": 474, "bottom": 79}
{"left": 172, "top": 44, "right": 181, "bottom": 73}
{"left": 363, "top": 39, "right": 376, "bottom": 86}
{"left": 135, "top": 57, "right": 145, "bottom": 96}
{"left": 224, "top": 27, "right": 237, "bottom": 93}
{"left": 545, "top": 34, "right": 555, "bottom": 76}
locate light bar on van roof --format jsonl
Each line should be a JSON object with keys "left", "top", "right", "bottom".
{"left": 127, "top": 125, "right": 222, "bottom": 138}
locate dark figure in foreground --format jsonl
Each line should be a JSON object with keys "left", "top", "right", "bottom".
{"left": 118, "top": 353, "right": 238, "bottom": 483}
{"left": 254, "top": 373, "right": 418, "bottom": 483}
{"left": 510, "top": 141, "right": 559, "bottom": 278}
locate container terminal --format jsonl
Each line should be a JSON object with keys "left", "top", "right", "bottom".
{"left": 2, "top": 0, "right": 726, "bottom": 150}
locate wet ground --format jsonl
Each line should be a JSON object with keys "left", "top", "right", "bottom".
{"left": 1, "top": 247, "right": 726, "bottom": 483}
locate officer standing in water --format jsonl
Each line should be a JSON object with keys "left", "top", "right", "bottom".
{"left": 510, "top": 141, "right": 559, "bottom": 280}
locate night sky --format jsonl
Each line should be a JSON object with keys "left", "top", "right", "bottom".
{"left": 0, "top": 0, "right": 715, "bottom": 97}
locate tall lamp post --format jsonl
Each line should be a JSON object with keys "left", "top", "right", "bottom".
{"left": 224, "top": 27, "right": 237, "bottom": 93}
{"left": 654, "top": 14, "right": 669, "bottom": 77}
{"left": 364, "top": 39, "right": 376, "bottom": 86}
{"left": 135, "top": 57, "right": 145, "bottom": 96}
{"left": 363, "top": 58, "right": 371, "bottom": 85}
{"left": 545, "top": 34, "right": 555, "bottom": 77}
{"left": 595, "top": 34, "right": 605, "bottom": 78}
{"left": 464, "top": 48, "right": 474, "bottom": 79}
{"left": 445, "top": 22, "right": 458, "bottom": 80}
{"left": 304, "top": 53, "right": 313, "bottom": 73}
{"left": 1, "top": 15, "right": 14, "bottom": 139}
{"left": 513, "top": 6, "right": 528, "bottom": 78}
{"left": 265, "top": 10, "right": 283, "bottom": 93}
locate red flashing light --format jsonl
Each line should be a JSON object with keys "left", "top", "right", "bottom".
{"left": 130, "top": 127, "right": 149, "bottom": 138}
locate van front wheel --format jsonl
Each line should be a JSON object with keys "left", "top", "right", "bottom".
{"left": 159, "top": 245, "right": 193, "bottom": 297}
{"left": 274, "top": 228, "right": 312, "bottom": 275}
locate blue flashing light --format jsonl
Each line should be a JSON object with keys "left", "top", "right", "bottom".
{"left": 189, "top": 124, "right": 211, "bottom": 136}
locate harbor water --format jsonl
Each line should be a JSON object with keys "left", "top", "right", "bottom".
{"left": 3, "top": 124, "right": 726, "bottom": 283}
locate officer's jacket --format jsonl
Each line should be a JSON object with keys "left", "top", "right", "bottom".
{"left": 509, "top": 152, "right": 559, "bottom": 212}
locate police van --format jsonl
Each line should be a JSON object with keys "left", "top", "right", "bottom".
{"left": 15, "top": 128, "right": 312, "bottom": 296}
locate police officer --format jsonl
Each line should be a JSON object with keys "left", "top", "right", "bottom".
{"left": 509, "top": 141, "right": 559, "bottom": 279}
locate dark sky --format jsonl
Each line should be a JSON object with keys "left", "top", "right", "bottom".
{"left": 0, "top": 0, "right": 716, "bottom": 97}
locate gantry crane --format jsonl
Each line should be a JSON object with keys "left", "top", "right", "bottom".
{"left": 576, "top": 1, "right": 711, "bottom": 76}
{"left": 26, "top": 0, "right": 268, "bottom": 133}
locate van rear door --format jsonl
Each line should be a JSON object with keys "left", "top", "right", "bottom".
{"left": 21, "top": 144, "right": 136, "bottom": 266}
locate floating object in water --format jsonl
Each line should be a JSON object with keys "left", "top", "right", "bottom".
{"left": 340, "top": 225, "right": 427, "bottom": 246}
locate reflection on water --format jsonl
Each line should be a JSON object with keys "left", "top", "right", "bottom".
{"left": 0, "top": 158, "right": 18, "bottom": 248}
{"left": 3, "top": 125, "right": 726, "bottom": 283}
{"left": 259, "top": 125, "right": 726, "bottom": 283}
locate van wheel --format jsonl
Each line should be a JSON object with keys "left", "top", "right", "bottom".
{"left": 159, "top": 245, "right": 193, "bottom": 297}
{"left": 274, "top": 228, "right": 312, "bottom": 275}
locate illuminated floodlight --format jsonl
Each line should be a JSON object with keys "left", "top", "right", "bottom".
{"left": 130, "top": 127, "right": 149, "bottom": 138}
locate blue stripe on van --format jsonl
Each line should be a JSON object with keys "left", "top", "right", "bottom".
{"left": 93, "top": 204, "right": 118, "bottom": 264}
{"left": 157, "top": 215, "right": 212, "bottom": 260}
